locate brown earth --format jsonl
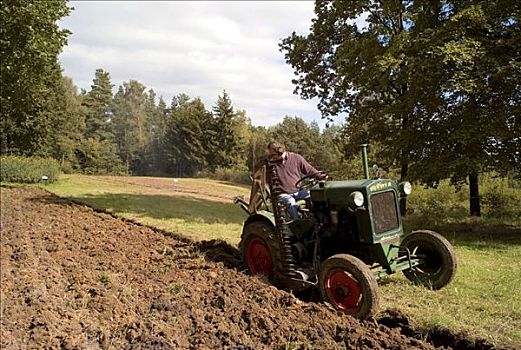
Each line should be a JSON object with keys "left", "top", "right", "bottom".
{"left": 99, "top": 176, "right": 247, "bottom": 202}
{"left": 0, "top": 187, "right": 501, "bottom": 350}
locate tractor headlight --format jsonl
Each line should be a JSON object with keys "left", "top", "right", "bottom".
{"left": 399, "top": 181, "right": 412, "bottom": 196}
{"left": 349, "top": 191, "right": 365, "bottom": 209}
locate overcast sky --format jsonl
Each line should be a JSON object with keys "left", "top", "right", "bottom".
{"left": 59, "top": 1, "right": 339, "bottom": 128}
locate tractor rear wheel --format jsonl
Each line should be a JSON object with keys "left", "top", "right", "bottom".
{"left": 400, "top": 230, "right": 457, "bottom": 290}
{"left": 240, "top": 221, "right": 280, "bottom": 281}
{"left": 318, "top": 254, "right": 379, "bottom": 319}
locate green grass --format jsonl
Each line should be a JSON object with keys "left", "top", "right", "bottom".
{"left": 13, "top": 174, "right": 520, "bottom": 348}
{"left": 380, "top": 221, "right": 521, "bottom": 347}
{"left": 42, "top": 174, "right": 249, "bottom": 244}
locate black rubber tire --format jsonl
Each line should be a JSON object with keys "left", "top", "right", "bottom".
{"left": 239, "top": 220, "right": 283, "bottom": 284}
{"left": 400, "top": 230, "right": 457, "bottom": 290}
{"left": 318, "top": 254, "right": 379, "bottom": 320}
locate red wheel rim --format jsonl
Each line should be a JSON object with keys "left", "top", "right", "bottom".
{"left": 325, "top": 268, "right": 362, "bottom": 312}
{"left": 246, "top": 238, "right": 273, "bottom": 276}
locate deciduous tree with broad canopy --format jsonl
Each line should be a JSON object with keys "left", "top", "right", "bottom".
{"left": 280, "top": 0, "right": 520, "bottom": 216}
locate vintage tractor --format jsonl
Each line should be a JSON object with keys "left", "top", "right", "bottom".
{"left": 234, "top": 145, "right": 457, "bottom": 319}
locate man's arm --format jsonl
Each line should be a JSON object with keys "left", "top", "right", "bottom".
{"left": 296, "top": 153, "right": 327, "bottom": 180}
{"left": 296, "top": 153, "right": 318, "bottom": 175}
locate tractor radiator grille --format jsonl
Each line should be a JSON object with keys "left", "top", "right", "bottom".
{"left": 370, "top": 191, "right": 399, "bottom": 234}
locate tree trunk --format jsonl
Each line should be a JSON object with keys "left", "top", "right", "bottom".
{"left": 469, "top": 172, "right": 481, "bottom": 216}
{"left": 399, "top": 163, "right": 408, "bottom": 216}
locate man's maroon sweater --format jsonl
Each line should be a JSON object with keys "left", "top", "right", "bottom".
{"left": 271, "top": 152, "right": 318, "bottom": 194}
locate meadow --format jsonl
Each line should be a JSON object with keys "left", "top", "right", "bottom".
{"left": 35, "top": 174, "right": 521, "bottom": 348}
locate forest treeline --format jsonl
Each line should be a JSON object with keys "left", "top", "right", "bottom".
{"left": 1, "top": 0, "right": 519, "bottom": 216}
{"left": 0, "top": 1, "right": 356, "bottom": 180}
{"left": 3, "top": 64, "right": 347, "bottom": 179}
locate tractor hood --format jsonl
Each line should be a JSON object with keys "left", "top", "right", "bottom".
{"left": 310, "top": 179, "right": 398, "bottom": 207}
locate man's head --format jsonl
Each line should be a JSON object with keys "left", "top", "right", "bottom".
{"left": 267, "top": 141, "right": 286, "bottom": 160}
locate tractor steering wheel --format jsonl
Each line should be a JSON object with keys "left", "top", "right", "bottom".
{"left": 295, "top": 171, "right": 327, "bottom": 191}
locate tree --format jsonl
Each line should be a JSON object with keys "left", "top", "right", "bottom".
{"left": 409, "top": 1, "right": 520, "bottom": 215}
{"left": 164, "top": 96, "right": 210, "bottom": 177}
{"left": 280, "top": 0, "right": 520, "bottom": 216}
{"left": 50, "top": 76, "right": 86, "bottom": 170}
{"left": 268, "top": 116, "right": 346, "bottom": 176}
{"left": 314, "top": 124, "right": 347, "bottom": 178}
{"left": 269, "top": 116, "right": 321, "bottom": 164}
{"left": 1, "top": 0, "right": 72, "bottom": 155}
{"left": 111, "top": 80, "right": 149, "bottom": 173}
{"left": 82, "top": 69, "right": 114, "bottom": 140}
{"left": 76, "top": 137, "right": 126, "bottom": 175}
{"left": 141, "top": 95, "right": 170, "bottom": 175}
{"left": 210, "top": 91, "right": 242, "bottom": 169}
{"left": 233, "top": 109, "right": 252, "bottom": 170}
{"left": 245, "top": 126, "right": 271, "bottom": 172}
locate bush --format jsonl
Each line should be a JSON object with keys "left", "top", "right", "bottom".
{"left": 76, "top": 138, "right": 128, "bottom": 175}
{"left": 480, "top": 176, "right": 521, "bottom": 219}
{"left": 0, "top": 155, "right": 61, "bottom": 183}
{"left": 407, "top": 175, "right": 521, "bottom": 223}
{"left": 407, "top": 181, "right": 467, "bottom": 223}
{"left": 201, "top": 166, "right": 251, "bottom": 185}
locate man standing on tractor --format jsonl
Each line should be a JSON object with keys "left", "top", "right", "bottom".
{"left": 267, "top": 141, "right": 327, "bottom": 221}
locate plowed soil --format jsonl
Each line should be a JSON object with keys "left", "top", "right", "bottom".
{"left": 0, "top": 187, "right": 500, "bottom": 349}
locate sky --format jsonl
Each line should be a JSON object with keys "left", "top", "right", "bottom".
{"left": 59, "top": 1, "right": 339, "bottom": 128}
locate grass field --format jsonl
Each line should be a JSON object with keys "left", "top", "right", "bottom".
{"left": 21, "top": 174, "right": 521, "bottom": 347}
{"left": 41, "top": 174, "right": 250, "bottom": 243}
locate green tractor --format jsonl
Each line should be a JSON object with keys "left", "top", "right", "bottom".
{"left": 234, "top": 145, "right": 457, "bottom": 319}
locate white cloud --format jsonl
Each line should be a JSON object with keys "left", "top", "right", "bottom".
{"left": 59, "top": 1, "right": 340, "bottom": 128}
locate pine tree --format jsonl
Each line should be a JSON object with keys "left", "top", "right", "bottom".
{"left": 210, "top": 91, "right": 242, "bottom": 169}
{"left": 111, "top": 80, "right": 149, "bottom": 173}
{"left": 164, "top": 96, "right": 210, "bottom": 176}
{"left": 50, "top": 76, "right": 86, "bottom": 170}
{"left": 82, "top": 69, "right": 114, "bottom": 140}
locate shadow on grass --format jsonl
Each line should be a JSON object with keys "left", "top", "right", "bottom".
{"left": 35, "top": 192, "right": 247, "bottom": 225}
{"left": 404, "top": 216, "right": 521, "bottom": 249}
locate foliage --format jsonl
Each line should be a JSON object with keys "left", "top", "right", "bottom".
{"left": 202, "top": 165, "right": 251, "bottom": 185}
{"left": 407, "top": 181, "right": 468, "bottom": 222}
{"left": 0, "top": 0, "right": 72, "bottom": 155}
{"left": 280, "top": 0, "right": 520, "bottom": 216}
{"left": 112, "top": 80, "right": 149, "bottom": 172}
{"left": 407, "top": 175, "right": 521, "bottom": 224}
{"left": 0, "top": 155, "right": 60, "bottom": 183}
{"left": 480, "top": 175, "right": 521, "bottom": 218}
{"left": 209, "top": 91, "right": 244, "bottom": 170}
{"left": 51, "top": 76, "right": 87, "bottom": 169}
{"left": 76, "top": 138, "right": 127, "bottom": 175}
{"left": 164, "top": 96, "right": 212, "bottom": 177}
{"left": 267, "top": 117, "right": 350, "bottom": 178}
{"left": 269, "top": 116, "right": 321, "bottom": 163}
{"left": 82, "top": 68, "right": 114, "bottom": 141}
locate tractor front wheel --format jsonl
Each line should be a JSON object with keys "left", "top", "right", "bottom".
{"left": 318, "top": 254, "right": 379, "bottom": 320}
{"left": 400, "top": 230, "right": 457, "bottom": 290}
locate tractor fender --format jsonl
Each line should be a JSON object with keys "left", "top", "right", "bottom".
{"left": 243, "top": 211, "right": 275, "bottom": 231}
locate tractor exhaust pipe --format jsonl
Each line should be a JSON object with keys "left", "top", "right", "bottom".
{"left": 360, "top": 144, "right": 369, "bottom": 180}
